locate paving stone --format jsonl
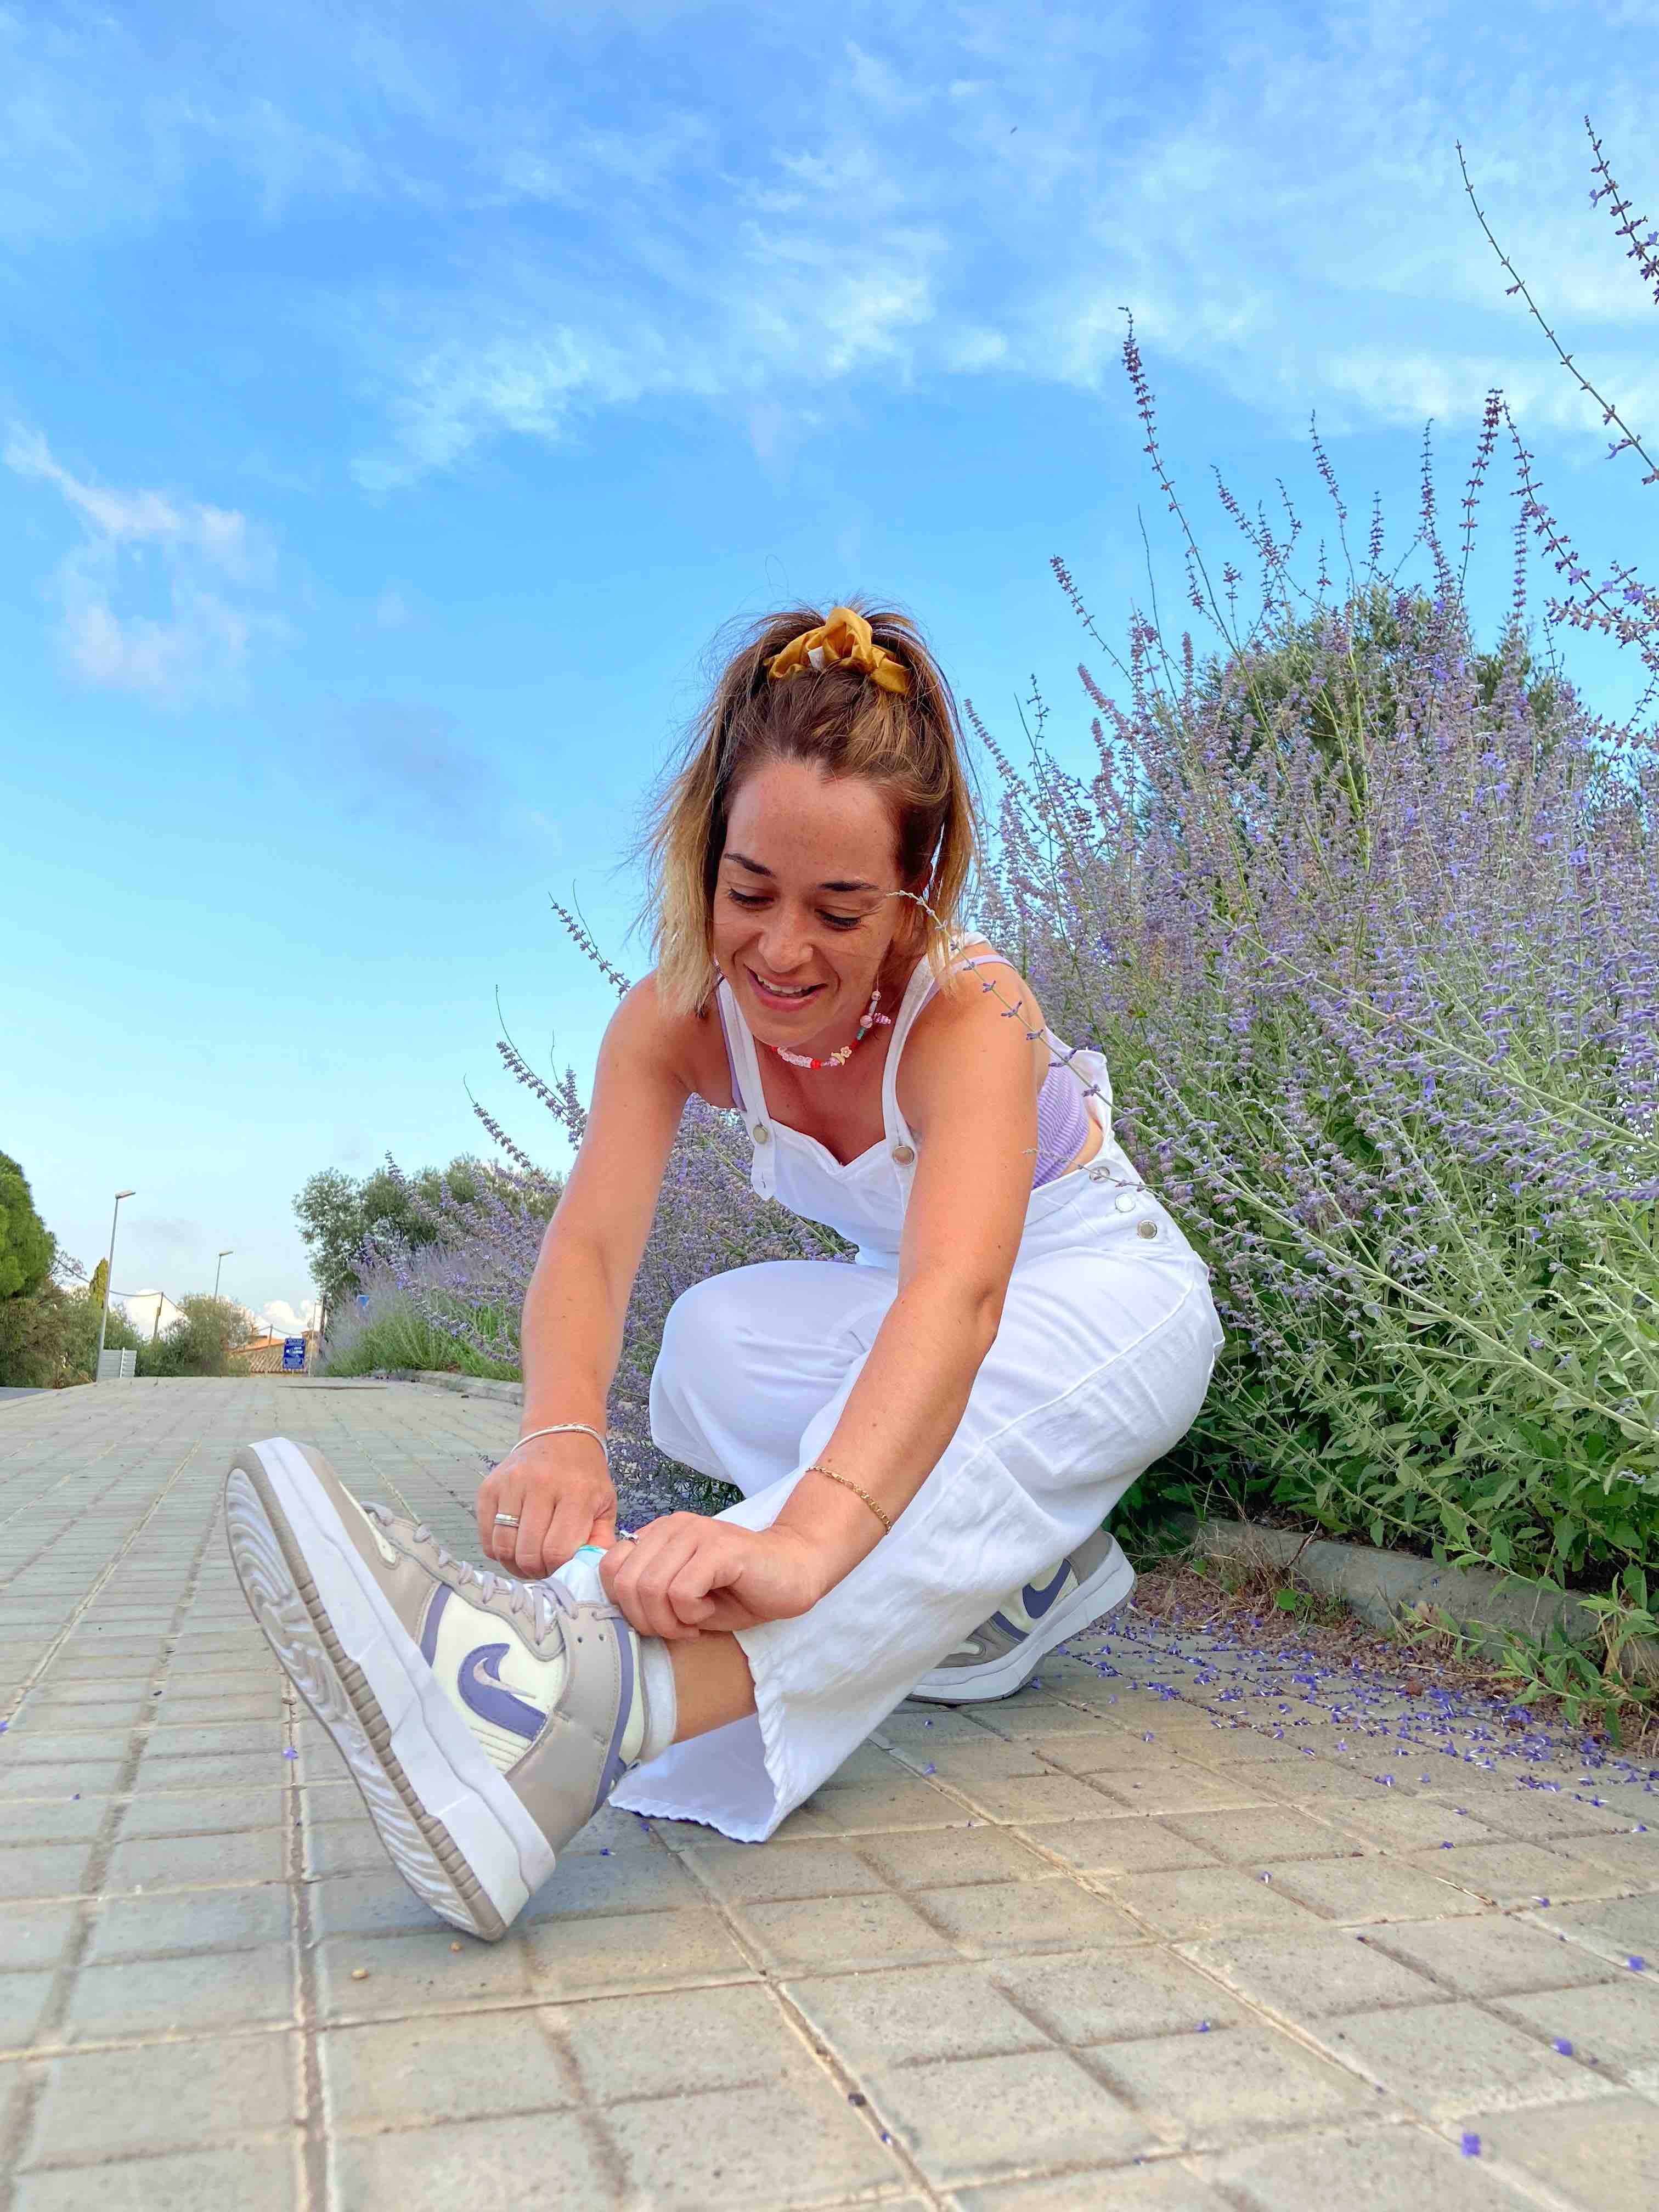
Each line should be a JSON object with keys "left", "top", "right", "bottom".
{"left": 25, "top": 2031, "right": 297, "bottom": 2163}
{"left": 0, "top": 1972, "right": 55, "bottom": 2050}
{"left": 989, "top": 1946, "right": 1244, "bottom": 2045}
{"left": 1528, "top": 1892, "right": 1659, "bottom": 1966}
{"left": 1161, "top": 1807, "right": 1359, "bottom": 1866}
{"left": 913, "top": 1878, "right": 1145, "bottom": 1955}
{"left": 13, "top": 2143, "right": 298, "bottom": 2211}
{"left": 1458, "top": 2090, "right": 1659, "bottom": 2209}
{"left": 561, "top": 1983, "right": 800, "bottom": 2101}
{"left": 1368, "top": 1916, "right": 1632, "bottom": 1997}
{"left": 1471, "top": 1790, "right": 1644, "bottom": 1844}
{"left": 105, "top": 1829, "right": 285, "bottom": 1892}
{"left": 1316, "top": 1797, "right": 1505, "bottom": 1851}
{"left": 1266, "top": 1857, "right": 1482, "bottom": 1924}
{"left": 942, "top": 1769, "right": 1124, "bottom": 1822}
{"left": 113, "top": 1788, "right": 288, "bottom": 1840}
{"left": 1492, "top": 1979, "right": 1659, "bottom": 2087}
{"left": 0, "top": 1845, "right": 94, "bottom": 1900}
{"left": 321, "top": 2011, "right": 573, "bottom": 2129}
{"left": 1090, "top": 2019, "right": 1383, "bottom": 2147}
{"left": 1206, "top": 2121, "right": 1538, "bottom": 2208}
{"left": 521, "top": 1906, "right": 753, "bottom": 2000}
{"left": 1089, "top": 1765, "right": 1267, "bottom": 1816}
{"left": 606, "top": 2066, "right": 900, "bottom": 2208}
{"left": 87, "top": 1883, "right": 290, "bottom": 1961}
{"left": 1552, "top": 1830, "right": 1659, "bottom": 1884}
{"left": 1311, "top": 1999, "right": 1615, "bottom": 2118}
{"left": 731, "top": 1890, "right": 957, "bottom": 1974}
{"left": 5, "top": 1905, "right": 80, "bottom": 1971}
{"left": 1410, "top": 1841, "right": 1619, "bottom": 1908}
{"left": 872, "top": 2048, "right": 1156, "bottom": 2187}
{"left": 810, "top": 1776, "right": 970, "bottom": 1830}
{"left": 1014, "top": 1818, "right": 1220, "bottom": 1876}
{"left": 955, "top": 2164, "right": 1234, "bottom": 2209}
{"left": 329, "top": 2113, "right": 608, "bottom": 2210}
{"left": 518, "top": 1844, "right": 701, "bottom": 1921}
{"left": 682, "top": 1838, "right": 887, "bottom": 1906}
{"left": 1029, "top": 1730, "right": 1183, "bottom": 1774}
{"left": 1186, "top": 1927, "right": 1438, "bottom": 2018}
{"left": 64, "top": 1946, "right": 294, "bottom": 2040}
{"left": 1108, "top": 1867, "right": 1328, "bottom": 1939}
{"left": 853, "top": 1824, "right": 1056, "bottom": 1888}
{"left": 786, "top": 1960, "right": 1047, "bottom": 2070}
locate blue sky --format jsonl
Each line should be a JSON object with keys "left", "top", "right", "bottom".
{"left": 2, "top": 0, "right": 1654, "bottom": 1330}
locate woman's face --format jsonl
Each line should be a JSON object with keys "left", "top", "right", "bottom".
{"left": 712, "top": 758, "right": 915, "bottom": 1052}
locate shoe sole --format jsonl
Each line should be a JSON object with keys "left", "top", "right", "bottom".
{"left": 223, "top": 1437, "right": 555, "bottom": 1942}
{"left": 907, "top": 1541, "right": 1136, "bottom": 1705}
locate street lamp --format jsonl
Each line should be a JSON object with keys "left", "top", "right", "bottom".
{"left": 214, "top": 1249, "right": 234, "bottom": 1303}
{"left": 95, "top": 1190, "right": 136, "bottom": 1378}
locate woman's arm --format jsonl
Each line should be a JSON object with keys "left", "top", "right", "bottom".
{"left": 602, "top": 960, "right": 1047, "bottom": 1638}
{"left": 477, "top": 978, "right": 692, "bottom": 1576}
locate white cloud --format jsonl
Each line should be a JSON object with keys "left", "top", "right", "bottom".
{"left": 260, "top": 1298, "right": 320, "bottom": 1338}
{"left": 3, "top": 2, "right": 1654, "bottom": 481}
{"left": 4, "top": 430, "right": 272, "bottom": 700}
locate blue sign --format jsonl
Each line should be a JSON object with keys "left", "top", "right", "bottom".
{"left": 281, "top": 1336, "right": 306, "bottom": 1372}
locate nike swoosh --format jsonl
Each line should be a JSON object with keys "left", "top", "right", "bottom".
{"left": 456, "top": 1643, "right": 547, "bottom": 1742}
{"left": 1021, "top": 1565, "right": 1071, "bottom": 1620}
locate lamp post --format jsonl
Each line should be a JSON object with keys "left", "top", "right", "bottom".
{"left": 214, "top": 1249, "right": 233, "bottom": 1304}
{"left": 95, "top": 1190, "right": 136, "bottom": 1378}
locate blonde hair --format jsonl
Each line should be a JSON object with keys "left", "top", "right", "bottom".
{"left": 639, "top": 600, "right": 983, "bottom": 1018}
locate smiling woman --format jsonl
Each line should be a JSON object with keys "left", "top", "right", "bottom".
{"left": 222, "top": 599, "right": 1224, "bottom": 1940}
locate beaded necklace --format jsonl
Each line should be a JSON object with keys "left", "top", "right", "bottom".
{"left": 763, "top": 984, "right": 891, "bottom": 1071}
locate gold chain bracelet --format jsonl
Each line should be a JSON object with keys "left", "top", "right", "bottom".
{"left": 804, "top": 1461, "right": 893, "bottom": 1534}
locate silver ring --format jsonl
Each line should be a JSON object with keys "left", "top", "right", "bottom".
{"left": 493, "top": 1513, "right": 521, "bottom": 1528}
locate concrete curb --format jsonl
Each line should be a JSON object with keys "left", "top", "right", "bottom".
{"left": 386, "top": 1367, "right": 525, "bottom": 1405}
{"left": 1177, "top": 1514, "right": 1659, "bottom": 1679}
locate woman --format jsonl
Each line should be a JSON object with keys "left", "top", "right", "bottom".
{"left": 224, "top": 603, "right": 1223, "bottom": 1942}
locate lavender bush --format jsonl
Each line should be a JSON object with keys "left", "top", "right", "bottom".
{"left": 977, "top": 123, "right": 1657, "bottom": 1609}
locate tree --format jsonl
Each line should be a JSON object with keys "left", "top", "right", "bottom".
{"left": 294, "top": 1155, "right": 501, "bottom": 1310}
{"left": 85, "top": 1257, "right": 109, "bottom": 1313}
{"left": 0, "top": 1153, "right": 54, "bottom": 1301}
{"left": 136, "top": 1294, "right": 253, "bottom": 1379}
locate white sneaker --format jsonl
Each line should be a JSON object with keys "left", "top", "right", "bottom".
{"left": 910, "top": 1527, "right": 1134, "bottom": 1703}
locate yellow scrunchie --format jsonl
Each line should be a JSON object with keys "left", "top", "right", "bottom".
{"left": 766, "top": 606, "right": 912, "bottom": 697}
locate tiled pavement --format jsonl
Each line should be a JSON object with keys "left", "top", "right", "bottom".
{"left": 2, "top": 1380, "right": 1656, "bottom": 2211}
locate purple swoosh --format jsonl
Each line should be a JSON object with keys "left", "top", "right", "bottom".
{"left": 419, "top": 1583, "right": 450, "bottom": 1666}
{"left": 989, "top": 1610, "right": 1026, "bottom": 1642}
{"left": 592, "top": 1622, "right": 637, "bottom": 1813}
{"left": 457, "top": 1644, "right": 547, "bottom": 1742}
{"left": 1020, "top": 1565, "right": 1071, "bottom": 1621}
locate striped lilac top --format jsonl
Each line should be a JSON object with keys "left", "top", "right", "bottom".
{"left": 718, "top": 954, "right": 1091, "bottom": 1187}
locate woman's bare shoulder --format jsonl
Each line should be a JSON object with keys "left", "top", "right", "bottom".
{"left": 610, "top": 970, "right": 736, "bottom": 1111}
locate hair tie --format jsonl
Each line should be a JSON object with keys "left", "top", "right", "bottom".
{"left": 766, "top": 607, "right": 912, "bottom": 697}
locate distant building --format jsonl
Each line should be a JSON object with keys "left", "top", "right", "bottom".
{"left": 115, "top": 1290, "right": 183, "bottom": 1341}
{"left": 232, "top": 1333, "right": 320, "bottom": 1375}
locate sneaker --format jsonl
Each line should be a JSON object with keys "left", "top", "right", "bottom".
{"left": 223, "top": 1436, "right": 646, "bottom": 1942}
{"left": 908, "top": 1527, "right": 1135, "bottom": 1704}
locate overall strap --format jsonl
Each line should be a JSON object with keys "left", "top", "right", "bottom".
{"left": 879, "top": 939, "right": 995, "bottom": 1206}
{"left": 716, "top": 977, "right": 778, "bottom": 1198}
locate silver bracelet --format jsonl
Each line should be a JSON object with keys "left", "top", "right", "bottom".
{"left": 504, "top": 1422, "right": 610, "bottom": 1468}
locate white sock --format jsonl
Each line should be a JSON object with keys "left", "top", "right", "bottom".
{"left": 637, "top": 1636, "right": 678, "bottom": 1762}
{"left": 548, "top": 1546, "right": 676, "bottom": 1763}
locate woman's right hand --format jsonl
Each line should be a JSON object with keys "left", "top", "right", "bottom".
{"left": 476, "top": 1433, "right": 618, "bottom": 1579}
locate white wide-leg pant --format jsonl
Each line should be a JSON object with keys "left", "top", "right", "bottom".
{"left": 610, "top": 1171, "right": 1224, "bottom": 1841}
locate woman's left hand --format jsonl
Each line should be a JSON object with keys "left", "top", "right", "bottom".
{"left": 599, "top": 1516, "right": 826, "bottom": 1640}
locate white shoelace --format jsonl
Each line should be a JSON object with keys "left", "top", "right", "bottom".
{"left": 362, "top": 1502, "right": 575, "bottom": 1641}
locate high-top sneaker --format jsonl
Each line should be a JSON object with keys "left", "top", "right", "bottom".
{"left": 224, "top": 1436, "right": 652, "bottom": 1941}
{"left": 908, "top": 1526, "right": 1135, "bottom": 1703}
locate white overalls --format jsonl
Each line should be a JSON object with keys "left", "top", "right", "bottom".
{"left": 611, "top": 947, "right": 1224, "bottom": 1841}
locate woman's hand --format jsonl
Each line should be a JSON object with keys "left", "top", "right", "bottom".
{"left": 599, "top": 1516, "right": 826, "bottom": 1640}
{"left": 476, "top": 1435, "right": 617, "bottom": 1579}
